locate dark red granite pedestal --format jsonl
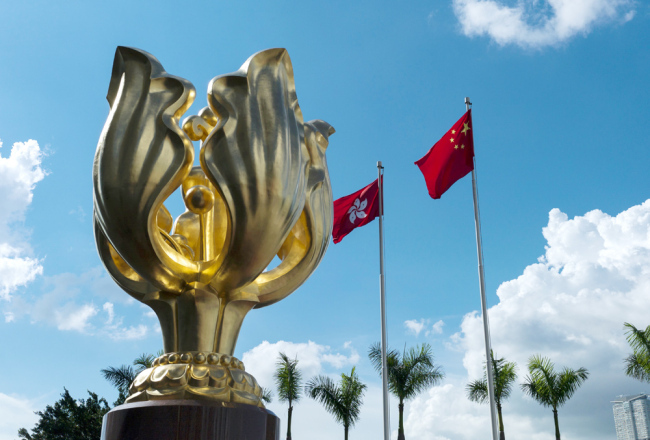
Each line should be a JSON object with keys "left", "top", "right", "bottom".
{"left": 101, "top": 400, "right": 280, "bottom": 440}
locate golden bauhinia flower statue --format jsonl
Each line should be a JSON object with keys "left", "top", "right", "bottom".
{"left": 93, "top": 46, "right": 334, "bottom": 408}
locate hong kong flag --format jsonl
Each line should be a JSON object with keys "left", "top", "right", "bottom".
{"left": 332, "top": 178, "right": 381, "bottom": 244}
{"left": 415, "top": 109, "right": 474, "bottom": 199}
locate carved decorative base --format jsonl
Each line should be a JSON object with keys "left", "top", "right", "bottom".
{"left": 127, "top": 352, "right": 264, "bottom": 407}
{"left": 101, "top": 400, "right": 279, "bottom": 440}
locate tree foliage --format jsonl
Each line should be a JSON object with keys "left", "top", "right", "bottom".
{"left": 101, "top": 351, "right": 159, "bottom": 406}
{"left": 275, "top": 352, "right": 302, "bottom": 404}
{"left": 466, "top": 351, "right": 517, "bottom": 439}
{"left": 624, "top": 322, "right": 650, "bottom": 382}
{"left": 18, "top": 388, "right": 110, "bottom": 440}
{"left": 521, "top": 355, "right": 589, "bottom": 440}
{"left": 274, "top": 352, "right": 302, "bottom": 440}
{"left": 306, "top": 367, "right": 367, "bottom": 440}
{"left": 368, "top": 342, "right": 443, "bottom": 440}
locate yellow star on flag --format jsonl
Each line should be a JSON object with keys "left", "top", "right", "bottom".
{"left": 461, "top": 144, "right": 465, "bottom": 149}
{"left": 452, "top": 129, "right": 456, "bottom": 134}
{"left": 461, "top": 122, "right": 471, "bottom": 136}
{"left": 454, "top": 144, "right": 459, "bottom": 149}
{"left": 450, "top": 137, "right": 455, "bottom": 143}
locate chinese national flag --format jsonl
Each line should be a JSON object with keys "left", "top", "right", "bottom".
{"left": 332, "top": 178, "right": 381, "bottom": 244}
{"left": 415, "top": 109, "right": 474, "bottom": 199}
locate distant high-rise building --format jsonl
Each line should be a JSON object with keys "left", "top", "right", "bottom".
{"left": 612, "top": 394, "right": 650, "bottom": 440}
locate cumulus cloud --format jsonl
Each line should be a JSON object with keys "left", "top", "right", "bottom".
{"left": 405, "top": 318, "right": 445, "bottom": 336}
{"left": 3, "top": 267, "right": 149, "bottom": 340}
{"left": 242, "top": 340, "right": 361, "bottom": 391}
{"left": 0, "top": 140, "right": 45, "bottom": 299}
{"left": 406, "top": 200, "right": 650, "bottom": 440}
{"left": 405, "top": 318, "right": 428, "bottom": 336}
{"left": 242, "top": 340, "right": 388, "bottom": 440}
{"left": 431, "top": 320, "right": 445, "bottom": 335}
{"left": 452, "top": 0, "right": 635, "bottom": 48}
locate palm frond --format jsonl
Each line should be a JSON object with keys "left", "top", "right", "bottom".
{"left": 625, "top": 354, "right": 650, "bottom": 382}
{"left": 274, "top": 352, "right": 302, "bottom": 403}
{"left": 307, "top": 368, "right": 366, "bottom": 429}
{"left": 624, "top": 323, "right": 650, "bottom": 383}
{"left": 555, "top": 367, "right": 589, "bottom": 406}
{"left": 306, "top": 375, "right": 346, "bottom": 425}
{"left": 260, "top": 387, "right": 273, "bottom": 404}
{"left": 133, "top": 353, "right": 156, "bottom": 372}
{"left": 369, "top": 342, "right": 443, "bottom": 401}
{"left": 340, "top": 367, "right": 367, "bottom": 427}
{"left": 521, "top": 355, "right": 588, "bottom": 409}
{"left": 467, "top": 379, "right": 489, "bottom": 403}
{"left": 101, "top": 365, "right": 135, "bottom": 392}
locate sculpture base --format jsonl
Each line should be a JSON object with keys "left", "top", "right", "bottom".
{"left": 101, "top": 400, "right": 279, "bottom": 440}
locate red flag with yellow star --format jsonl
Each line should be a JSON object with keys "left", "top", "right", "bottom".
{"left": 415, "top": 109, "right": 474, "bottom": 199}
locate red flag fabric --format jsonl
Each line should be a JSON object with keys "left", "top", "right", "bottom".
{"left": 415, "top": 109, "right": 474, "bottom": 199}
{"left": 332, "top": 178, "right": 381, "bottom": 244}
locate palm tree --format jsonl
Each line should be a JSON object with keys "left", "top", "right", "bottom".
{"left": 274, "top": 352, "right": 302, "bottom": 440}
{"left": 624, "top": 322, "right": 650, "bottom": 382}
{"left": 521, "top": 355, "right": 589, "bottom": 440}
{"left": 368, "top": 343, "right": 444, "bottom": 440}
{"left": 466, "top": 351, "right": 517, "bottom": 440}
{"left": 306, "top": 367, "right": 367, "bottom": 440}
{"left": 260, "top": 387, "right": 273, "bottom": 404}
{"left": 101, "top": 352, "right": 159, "bottom": 405}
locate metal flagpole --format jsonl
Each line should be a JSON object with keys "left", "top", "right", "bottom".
{"left": 465, "top": 97, "right": 499, "bottom": 440}
{"left": 377, "top": 161, "right": 390, "bottom": 440}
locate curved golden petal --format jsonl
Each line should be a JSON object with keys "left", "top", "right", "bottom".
{"left": 94, "top": 46, "right": 198, "bottom": 293}
{"left": 245, "top": 120, "right": 334, "bottom": 307}
{"left": 201, "top": 48, "right": 308, "bottom": 292}
{"left": 93, "top": 214, "right": 157, "bottom": 301}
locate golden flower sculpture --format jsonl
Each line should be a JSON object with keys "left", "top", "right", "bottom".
{"left": 93, "top": 47, "right": 334, "bottom": 407}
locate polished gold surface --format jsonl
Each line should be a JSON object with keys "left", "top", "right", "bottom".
{"left": 94, "top": 46, "right": 333, "bottom": 406}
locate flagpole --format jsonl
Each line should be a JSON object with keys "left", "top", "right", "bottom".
{"left": 466, "top": 97, "right": 499, "bottom": 440}
{"left": 377, "top": 161, "right": 390, "bottom": 440}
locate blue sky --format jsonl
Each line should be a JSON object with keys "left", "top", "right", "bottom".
{"left": 1, "top": 0, "right": 649, "bottom": 439}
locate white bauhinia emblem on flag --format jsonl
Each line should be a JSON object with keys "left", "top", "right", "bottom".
{"left": 347, "top": 198, "right": 367, "bottom": 223}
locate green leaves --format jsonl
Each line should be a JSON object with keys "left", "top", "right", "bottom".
{"left": 368, "top": 342, "right": 444, "bottom": 402}
{"left": 466, "top": 351, "right": 517, "bottom": 405}
{"left": 624, "top": 322, "right": 650, "bottom": 383}
{"left": 18, "top": 389, "right": 110, "bottom": 440}
{"left": 521, "top": 355, "right": 589, "bottom": 409}
{"left": 306, "top": 367, "right": 367, "bottom": 430}
{"left": 275, "top": 352, "right": 302, "bottom": 405}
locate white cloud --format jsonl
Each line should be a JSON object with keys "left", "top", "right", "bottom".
{"left": 431, "top": 320, "right": 445, "bottom": 335}
{"left": 0, "top": 393, "right": 40, "bottom": 440}
{"left": 405, "top": 318, "right": 445, "bottom": 336}
{"left": 452, "top": 0, "right": 635, "bottom": 49}
{"left": 242, "top": 340, "right": 361, "bottom": 391}
{"left": 405, "top": 318, "right": 428, "bottom": 336}
{"left": 3, "top": 267, "right": 150, "bottom": 340}
{"left": 242, "top": 340, "right": 391, "bottom": 440}
{"left": 406, "top": 200, "right": 650, "bottom": 440}
{"left": 0, "top": 140, "right": 45, "bottom": 299}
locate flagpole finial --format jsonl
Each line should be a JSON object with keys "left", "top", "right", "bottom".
{"left": 377, "top": 161, "right": 383, "bottom": 169}
{"left": 465, "top": 97, "right": 472, "bottom": 109}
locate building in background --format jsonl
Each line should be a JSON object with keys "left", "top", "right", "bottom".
{"left": 613, "top": 394, "right": 650, "bottom": 440}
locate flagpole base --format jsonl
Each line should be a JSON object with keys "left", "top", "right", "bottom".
{"left": 101, "top": 400, "right": 279, "bottom": 440}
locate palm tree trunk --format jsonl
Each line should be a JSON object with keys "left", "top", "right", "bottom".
{"left": 398, "top": 401, "right": 405, "bottom": 440}
{"left": 344, "top": 424, "right": 349, "bottom": 440}
{"left": 497, "top": 402, "right": 505, "bottom": 440}
{"left": 553, "top": 408, "right": 560, "bottom": 440}
{"left": 287, "top": 405, "right": 293, "bottom": 440}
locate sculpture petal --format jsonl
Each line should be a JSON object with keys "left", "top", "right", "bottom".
{"left": 201, "top": 48, "right": 308, "bottom": 293}
{"left": 245, "top": 120, "right": 334, "bottom": 307}
{"left": 94, "top": 46, "right": 196, "bottom": 293}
